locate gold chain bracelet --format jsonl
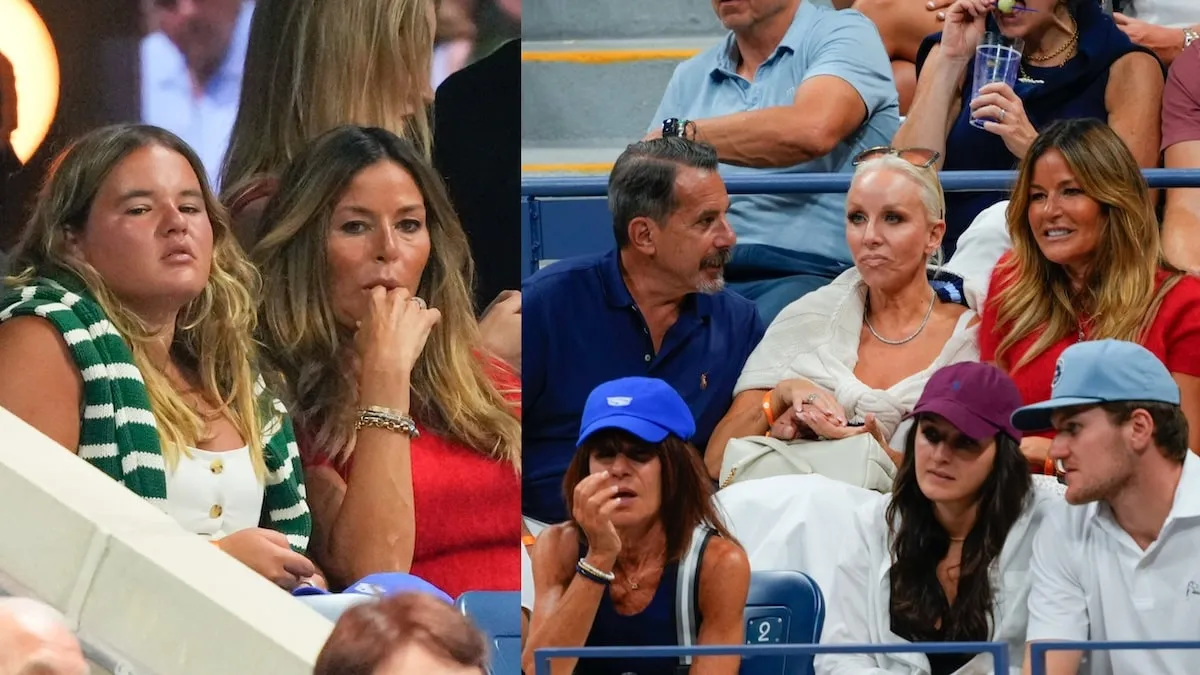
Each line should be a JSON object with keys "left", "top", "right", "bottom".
{"left": 355, "top": 406, "right": 420, "bottom": 439}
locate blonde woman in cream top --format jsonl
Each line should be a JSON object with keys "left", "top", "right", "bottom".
{"left": 705, "top": 150, "right": 980, "bottom": 476}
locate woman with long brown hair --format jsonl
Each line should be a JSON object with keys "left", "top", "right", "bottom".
{"left": 981, "top": 118, "right": 1200, "bottom": 469}
{"left": 818, "top": 362, "right": 1051, "bottom": 675}
{"left": 251, "top": 124, "right": 520, "bottom": 597}
{"left": 525, "top": 377, "right": 750, "bottom": 675}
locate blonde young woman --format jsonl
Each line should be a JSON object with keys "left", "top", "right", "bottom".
{"left": 0, "top": 124, "right": 317, "bottom": 590}
{"left": 219, "top": 0, "right": 434, "bottom": 246}
{"left": 981, "top": 118, "right": 1200, "bottom": 470}
{"left": 252, "top": 125, "right": 520, "bottom": 596}
{"left": 706, "top": 148, "right": 980, "bottom": 474}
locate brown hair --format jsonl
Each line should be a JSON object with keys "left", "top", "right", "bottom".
{"left": 313, "top": 593, "right": 488, "bottom": 675}
{"left": 1099, "top": 401, "right": 1190, "bottom": 463}
{"left": 253, "top": 126, "right": 519, "bottom": 469}
{"left": 994, "top": 118, "right": 1181, "bottom": 370}
{"left": 562, "top": 429, "right": 738, "bottom": 562}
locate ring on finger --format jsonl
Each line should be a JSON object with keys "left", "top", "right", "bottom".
{"left": 803, "top": 393, "right": 818, "bottom": 405}
{"left": 410, "top": 296, "right": 428, "bottom": 310}
{"left": 999, "top": 108, "right": 1007, "bottom": 122}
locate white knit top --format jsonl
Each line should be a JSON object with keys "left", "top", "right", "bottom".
{"left": 165, "top": 446, "right": 264, "bottom": 540}
{"left": 735, "top": 267, "right": 982, "bottom": 447}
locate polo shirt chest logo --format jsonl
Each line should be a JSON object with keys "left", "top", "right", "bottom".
{"left": 1188, "top": 581, "right": 1200, "bottom": 597}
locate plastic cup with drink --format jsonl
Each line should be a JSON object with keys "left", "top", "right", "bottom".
{"left": 969, "top": 33, "right": 1025, "bottom": 130}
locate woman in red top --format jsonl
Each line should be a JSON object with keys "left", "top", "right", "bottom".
{"left": 981, "top": 118, "right": 1200, "bottom": 471}
{"left": 251, "top": 125, "right": 521, "bottom": 598}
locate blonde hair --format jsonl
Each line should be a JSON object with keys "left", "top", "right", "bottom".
{"left": 849, "top": 155, "right": 947, "bottom": 266}
{"left": 5, "top": 124, "right": 267, "bottom": 478}
{"left": 219, "top": 0, "right": 433, "bottom": 199}
{"left": 993, "top": 118, "right": 1180, "bottom": 371}
{"left": 252, "top": 125, "right": 520, "bottom": 470}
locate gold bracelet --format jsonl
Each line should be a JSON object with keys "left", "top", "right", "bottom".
{"left": 355, "top": 406, "right": 420, "bottom": 439}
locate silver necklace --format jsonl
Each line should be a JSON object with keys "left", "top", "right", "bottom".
{"left": 864, "top": 291, "right": 936, "bottom": 346}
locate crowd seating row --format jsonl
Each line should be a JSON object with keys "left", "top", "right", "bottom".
{"left": 520, "top": 168, "right": 1200, "bottom": 277}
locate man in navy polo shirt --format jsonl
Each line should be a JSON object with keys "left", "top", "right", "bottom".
{"left": 523, "top": 138, "right": 765, "bottom": 525}
{"left": 646, "top": 0, "right": 899, "bottom": 322}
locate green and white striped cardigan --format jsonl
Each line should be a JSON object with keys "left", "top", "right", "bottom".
{"left": 0, "top": 275, "right": 312, "bottom": 553}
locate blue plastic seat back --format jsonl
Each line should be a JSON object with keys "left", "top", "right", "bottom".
{"left": 739, "top": 570, "right": 825, "bottom": 675}
{"left": 456, "top": 590, "right": 522, "bottom": 675}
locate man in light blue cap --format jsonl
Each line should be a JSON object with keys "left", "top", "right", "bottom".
{"left": 1014, "top": 340, "right": 1200, "bottom": 675}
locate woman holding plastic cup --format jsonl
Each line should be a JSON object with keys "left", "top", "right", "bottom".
{"left": 893, "top": 0, "right": 1162, "bottom": 257}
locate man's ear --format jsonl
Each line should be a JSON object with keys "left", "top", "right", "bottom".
{"left": 627, "top": 216, "right": 658, "bottom": 256}
{"left": 1127, "top": 408, "right": 1157, "bottom": 454}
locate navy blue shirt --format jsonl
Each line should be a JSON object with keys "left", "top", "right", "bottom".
{"left": 523, "top": 250, "right": 765, "bottom": 523}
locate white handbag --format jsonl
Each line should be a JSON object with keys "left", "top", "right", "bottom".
{"left": 718, "top": 433, "right": 897, "bottom": 493}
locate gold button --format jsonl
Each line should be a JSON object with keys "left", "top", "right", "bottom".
{"left": 210, "top": 458, "right": 223, "bottom": 475}
{"left": 209, "top": 504, "right": 223, "bottom": 519}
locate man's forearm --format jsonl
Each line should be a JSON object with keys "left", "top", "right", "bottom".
{"left": 694, "top": 107, "right": 836, "bottom": 168}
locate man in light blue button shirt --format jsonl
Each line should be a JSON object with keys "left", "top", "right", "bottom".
{"left": 141, "top": 0, "right": 254, "bottom": 189}
{"left": 648, "top": 0, "right": 900, "bottom": 322}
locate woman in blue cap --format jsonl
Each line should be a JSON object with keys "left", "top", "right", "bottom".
{"left": 818, "top": 361, "right": 1055, "bottom": 675}
{"left": 523, "top": 376, "right": 750, "bottom": 675}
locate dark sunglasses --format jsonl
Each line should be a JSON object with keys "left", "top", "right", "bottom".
{"left": 852, "top": 146, "right": 941, "bottom": 169}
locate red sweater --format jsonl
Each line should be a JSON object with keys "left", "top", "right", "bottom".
{"left": 981, "top": 253, "right": 1200, "bottom": 410}
{"left": 303, "top": 365, "right": 521, "bottom": 598}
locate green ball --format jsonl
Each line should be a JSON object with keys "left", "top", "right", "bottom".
{"left": 997, "top": 0, "right": 1016, "bottom": 13}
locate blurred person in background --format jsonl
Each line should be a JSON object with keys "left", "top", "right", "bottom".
{"left": 433, "top": 35, "right": 520, "bottom": 314}
{"left": 0, "top": 598, "right": 88, "bottom": 675}
{"left": 220, "top": 0, "right": 435, "bottom": 248}
{"left": 1111, "top": 0, "right": 1197, "bottom": 66}
{"left": 252, "top": 125, "right": 520, "bottom": 596}
{"left": 1161, "top": 42, "right": 1200, "bottom": 273}
{"left": 140, "top": 0, "right": 254, "bottom": 187}
{"left": 313, "top": 592, "right": 488, "bottom": 675}
{"left": 0, "top": 124, "right": 316, "bottom": 591}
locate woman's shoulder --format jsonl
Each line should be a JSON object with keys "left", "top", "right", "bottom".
{"left": 536, "top": 522, "right": 582, "bottom": 562}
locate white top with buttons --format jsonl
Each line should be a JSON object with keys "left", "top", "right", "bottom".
{"left": 164, "top": 445, "right": 264, "bottom": 541}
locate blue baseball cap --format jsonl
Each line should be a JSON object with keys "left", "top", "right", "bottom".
{"left": 1010, "top": 339, "right": 1180, "bottom": 432}
{"left": 292, "top": 572, "right": 453, "bottom": 604}
{"left": 577, "top": 377, "right": 696, "bottom": 446}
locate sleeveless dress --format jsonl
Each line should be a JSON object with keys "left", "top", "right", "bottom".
{"left": 915, "top": 1, "right": 1156, "bottom": 256}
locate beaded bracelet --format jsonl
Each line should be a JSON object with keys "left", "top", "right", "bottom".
{"left": 355, "top": 406, "right": 421, "bottom": 439}
{"left": 576, "top": 558, "right": 615, "bottom": 585}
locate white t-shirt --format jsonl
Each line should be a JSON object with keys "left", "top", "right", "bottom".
{"left": 1124, "top": 0, "right": 1193, "bottom": 28}
{"left": 1026, "top": 452, "right": 1200, "bottom": 675}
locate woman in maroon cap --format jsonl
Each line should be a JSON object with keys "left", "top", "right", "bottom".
{"left": 818, "top": 361, "right": 1055, "bottom": 675}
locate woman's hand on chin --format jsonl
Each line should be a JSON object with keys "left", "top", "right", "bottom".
{"left": 353, "top": 286, "right": 441, "bottom": 404}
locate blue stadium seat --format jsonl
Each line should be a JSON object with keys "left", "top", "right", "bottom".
{"left": 740, "top": 570, "right": 825, "bottom": 675}
{"left": 456, "top": 591, "right": 522, "bottom": 675}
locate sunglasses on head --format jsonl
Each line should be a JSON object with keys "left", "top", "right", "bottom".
{"left": 852, "top": 146, "right": 941, "bottom": 169}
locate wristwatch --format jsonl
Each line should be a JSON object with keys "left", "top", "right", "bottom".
{"left": 1185, "top": 27, "right": 1199, "bottom": 49}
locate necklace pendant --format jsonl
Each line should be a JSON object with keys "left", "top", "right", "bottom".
{"left": 630, "top": 581, "right": 639, "bottom": 590}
